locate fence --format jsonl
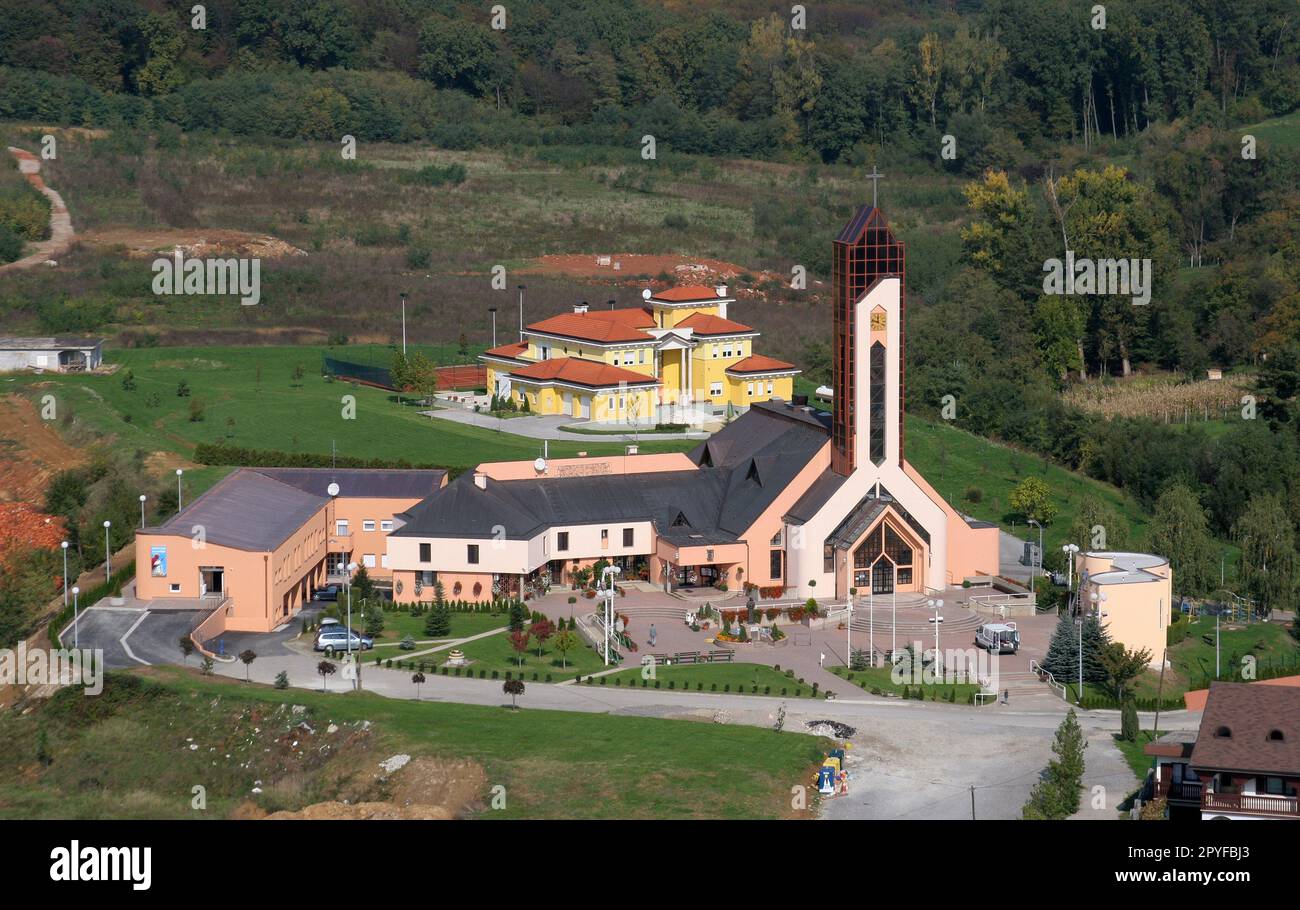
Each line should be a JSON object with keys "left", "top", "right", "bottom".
{"left": 323, "top": 355, "right": 393, "bottom": 389}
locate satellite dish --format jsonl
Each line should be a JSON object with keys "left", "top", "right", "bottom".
{"left": 534, "top": 457, "right": 547, "bottom": 473}
{"left": 327, "top": 482, "right": 340, "bottom": 497}
{"left": 641, "top": 288, "right": 652, "bottom": 300}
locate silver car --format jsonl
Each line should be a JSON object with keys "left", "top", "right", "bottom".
{"left": 314, "top": 627, "right": 374, "bottom": 653}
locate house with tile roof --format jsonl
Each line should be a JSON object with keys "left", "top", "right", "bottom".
{"left": 480, "top": 286, "right": 798, "bottom": 422}
{"left": 1145, "top": 682, "right": 1300, "bottom": 820}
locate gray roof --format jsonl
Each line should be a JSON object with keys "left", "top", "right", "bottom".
{"left": 145, "top": 469, "right": 327, "bottom": 551}
{"left": 252, "top": 467, "right": 445, "bottom": 499}
{"left": 785, "top": 470, "right": 847, "bottom": 524}
{"left": 0, "top": 336, "right": 104, "bottom": 351}
{"left": 396, "top": 403, "right": 830, "bottom": 543}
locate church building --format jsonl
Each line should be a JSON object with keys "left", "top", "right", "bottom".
{"left": 391, "top": 206, "right": 1000, "bottom": 603}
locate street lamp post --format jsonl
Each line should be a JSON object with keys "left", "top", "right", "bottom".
{"left": 400, "top": 292, "right": 408, "bottom": 357}
{"left": 61, "top": 540, "right": 69, "bottom": 608}
{"left": 1062, "top": 543, "right": 1080, "bottom": 614}
{"left": 176, "top": 468, "right": 184, "bottom": 511}
{"left": 139, "top": 494, "right": 147, "bottom": 528}
{"left": 599, "top": 565, "right": 621, "bottom": 665}
{"left": 928, "top": 597, "right": 944, "bottom": 672}
{"left": 345, "top": 561, "right": 358, "bottom": 690}
{"left": 71, "top": 586, "right": 80, "bottom": 649}
{"left": 517, "top": 285, "right": 526, "bottom": 341}
{"left": 1027, "top": 519, "right": 1043, "bottom": 577}
{"left": 488, "top": 307, "right": 498, "bottom": 348}
{"left": 102, "top": 520, "right": 112, "bottom": 582}
{"left": 1083, "top": 589, "right": 1107, "bottom": 703}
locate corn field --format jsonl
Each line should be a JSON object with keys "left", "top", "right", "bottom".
{"left": 1062, "top": 372, "right": 1253, "bottom": 423}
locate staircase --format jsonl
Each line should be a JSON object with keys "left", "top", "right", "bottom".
{"left": 849, "top": 602, "right": 985, "bottom": 637}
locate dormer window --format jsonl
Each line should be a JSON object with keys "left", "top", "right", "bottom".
{"left": 1268, "top": 729, "right": 1285, "bottom": 742}
{"left": 1214, "top": 726, "right": 1232, "bottom": 738}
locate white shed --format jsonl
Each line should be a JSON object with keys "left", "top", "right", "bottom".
{"left": 0, "top": 336, "right": 104, "bottom": 372}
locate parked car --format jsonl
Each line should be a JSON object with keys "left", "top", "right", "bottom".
{"left": 314, "top": 627, "right": 373, "bottom": 652}
{"left": 312, "top": 584, "right": 342, "bottom": 602}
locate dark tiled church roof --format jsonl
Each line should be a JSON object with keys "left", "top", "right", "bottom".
{"left": 395, "top": 402, "right": 830, "bottom": 543}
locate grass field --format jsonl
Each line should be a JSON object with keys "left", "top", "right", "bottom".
{"left": 829, "top": 664, "right": 983, "bottom": 702}
{"left": 445, "top": 627, "right": 607, "bottom": 681}
{"left": 10, "top": 344, "right": 697, "bottom": 472}
{"left": 1242, "top": 112, "right": 1300, "bottom": 150}
{"left": 353, "top": 608, "right": 509, "bottom": 647}
{"left": 599, "top": 662, "right": 824, "bottom": 696}
{"left": 1130, "top": 615, "right": 1300, "bottom": 700}
{"left": 903, "top": 415, "right": 1151, "bottom": 555}
{"left": 0, "top": 668, "right": 827, "bottom": 819}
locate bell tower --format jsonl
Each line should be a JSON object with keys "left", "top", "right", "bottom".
{"left": 830, "top": 199, "right": 905, "bottom": 476}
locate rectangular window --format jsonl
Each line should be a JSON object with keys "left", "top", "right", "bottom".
{"left": 869, "top": 341, "right": 887, "bottom": 465}
{"left": 170, "top": 583, "right": 181, "bottom": 593}
{"left": 770, "top": 549, "right": 783, "bottom": 579}
{"left": 824, "top": 544, "right": 835, "bottom": 573}
{"left": 381, "top": 520, "right": 393, "bottom": 532}
{"left": 723, "top": 345, "right": 732, "bottom": 358}
{"left": 746, "top": 382, "right": 754, "bottom": 397}
{"left": 623, "top": 528, "right": 634, "bottom": 547}
{"left": 557, "top": 531, "right": 569, "bottom": 551}
{"left": 419, "top": 543, "right": 431, "bottom": 562}
{"left": 363, "top": 553, "right": 376, "bottom": 568}
{"left": 363, "top": 520, "right": 376, "bottom": 532}
{"left": 601, "top": 529, "right": 609, "bottom": 541}
{"left": 767, "top": 381, "right": 774, "bottom": 395}
{"left": 335, "top": 520, "right": 348, "bottom": 536}
{"left": 712, "top": 345, "right": 719, "bottom": 359}
{"left": 710, "top": 381, "right": 723, "bottom": 397}
{"left": 467, "top": 544, "right": 479, "bottom": 564}
{"left": 381, "top": 554, "right": 390, "bottom": 569}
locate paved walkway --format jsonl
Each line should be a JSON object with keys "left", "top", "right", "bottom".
{"left": 422, "top": 407, "right": 709, "bottom": 441}
{"left": 0, "top": 146, "right": 74, "bottom": 274}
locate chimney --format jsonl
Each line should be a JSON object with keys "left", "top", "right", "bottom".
{"left": 715, "top": 285, "right": 728, "bottom": 298}
{"left": 574, "top": 301, "right": 589, "bottom": 315}
{"left": 473, "top": 471, "right": 487, "bottom": 490}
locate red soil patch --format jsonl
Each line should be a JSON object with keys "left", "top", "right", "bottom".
{"left": 0, "top": 394, "right": 87, "bottom": 503}
{"left": 523, "top": 253, "right": 783, "bottom": 297}
{"left": 0, "top": 503, "right": 65, "bottom": 569}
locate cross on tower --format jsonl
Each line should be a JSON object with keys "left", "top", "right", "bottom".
{"left": 866, "top": 165, "right": 884, "bottom": 208}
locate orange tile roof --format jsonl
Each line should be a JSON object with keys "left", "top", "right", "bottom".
{"left": 726, "top": 354, "right": 798, "bottom": 374}
{"left": 652, "top": 285, "right": 726, "bottom": 303}
{"left": 526, "top": 312, "right": 653, "bottom": 343}
{"left": 676, "top": 312, "right": 754, "bottom": 336}
{"left": 509, "top": 357, "right": 659, "bottom": 388}
{"left": 483, "top": 341, "right": 528, "bottom": 359}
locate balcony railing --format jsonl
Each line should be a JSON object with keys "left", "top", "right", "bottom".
{"left": 1202, "top": 791, "right": 1300, "bottom": 818}
{"left": 1154, "top": 778, "right": 1203, "bottom": 802}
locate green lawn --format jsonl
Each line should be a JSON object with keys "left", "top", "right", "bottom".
{"left": 829, "top": 664, "right": 983, "bottom": 702}
{"left": 381, "top": 625, "right": 607, "bottom": 682}
{"left": 362, "top": 608, "right": 508, "bottom": 646}
{"left": 1113, "top": 731, "right": 1159, "bottom": 780}
{"left": 1134, "top": 615, "right": 1300, "bottom": 699}
{"left": 12, "top": 345, "right": 696, "bottom": 472}
{"left": 599, "top": 662, "right": 827, "bottom": 697}
{"left": 0, "top": 668, "right": 828, "bottom": 819}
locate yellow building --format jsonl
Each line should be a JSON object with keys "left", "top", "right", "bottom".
{"left": 481, "top": 285, "right": 798, "bottom": 421}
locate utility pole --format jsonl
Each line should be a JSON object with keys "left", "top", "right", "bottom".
{"left": 970, "top": 785, "right": 976, "bottom": 820}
